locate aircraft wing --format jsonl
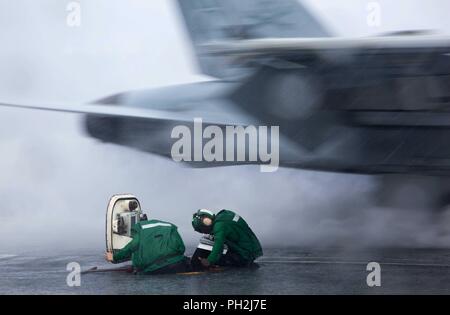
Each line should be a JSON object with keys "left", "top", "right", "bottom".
{"left": 0, "top": 99, "right": 255, "bottom": 126}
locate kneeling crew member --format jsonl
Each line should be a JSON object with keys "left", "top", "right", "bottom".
{"left": 105, "top": 217, "right": 188, "bottom": 274}
{"left": 191, "top": 209, "right": 263, "bottom": 270}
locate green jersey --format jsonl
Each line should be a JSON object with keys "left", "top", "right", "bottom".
{"left": 208, "top": 210, "right": 263, "bottom": 264}
{"left": 113, "top": 219, "right": 186, "bottom": 273}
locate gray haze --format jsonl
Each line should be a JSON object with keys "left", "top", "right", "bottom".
{"left": 1, "top": 0, "right": 450, "bottom": 252}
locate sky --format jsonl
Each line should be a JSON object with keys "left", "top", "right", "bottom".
{"left": 1, "top": 0, "right": 450, "bottom": 252}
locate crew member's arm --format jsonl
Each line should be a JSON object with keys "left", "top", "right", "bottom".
{"left": 207, "top": 223, "right": 227, "bottom": 265}
{"left": 112, "top": 232, "right": 140, "bottom": 262}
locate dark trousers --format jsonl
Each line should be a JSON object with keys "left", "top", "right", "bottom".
{"left": 144, "top": 257, "right": 191, "bottom": 275}
{"left": 190, "top": 248, "right": 253, "bottom": 271}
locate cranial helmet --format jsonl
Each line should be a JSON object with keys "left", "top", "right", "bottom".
{"left": 192, "top": 209, "right": 215, "bottom": 234}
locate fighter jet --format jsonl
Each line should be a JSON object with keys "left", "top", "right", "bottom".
{"left": 2, "top": 0, "right": 450, "bottom": 207}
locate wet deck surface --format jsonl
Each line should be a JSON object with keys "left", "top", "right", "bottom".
{"left": 1, "top": 247, "right": 450, "bottom": 294}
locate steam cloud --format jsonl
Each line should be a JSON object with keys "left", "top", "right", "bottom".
{"left": 1, "top": 0, "right": 450, "bottom": 252}
{"left": 1, "top": 113, "right": 450, "bottom": 252}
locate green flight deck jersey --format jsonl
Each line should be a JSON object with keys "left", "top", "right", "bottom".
{"left": 208, "top": 210, "right": 263, "bottom": 265}
{"left": 113, "top": 219, "right": 186, "bottom": 273}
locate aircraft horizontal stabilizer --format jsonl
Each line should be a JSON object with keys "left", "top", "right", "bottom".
{"left": 201, "top": 35, "right": 450, "bottom": 57}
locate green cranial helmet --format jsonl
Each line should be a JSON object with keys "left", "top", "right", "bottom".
{"left": 192, "top": 209, "right": 215, "bottom": 233}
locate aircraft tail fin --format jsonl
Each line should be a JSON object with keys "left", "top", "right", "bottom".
{"left": 175, "top": 0, "right": 330, "bottom": 78}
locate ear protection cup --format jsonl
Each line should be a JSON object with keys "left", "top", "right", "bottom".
{"left": 202, "top": 217, "right": 213, "bottom": 226}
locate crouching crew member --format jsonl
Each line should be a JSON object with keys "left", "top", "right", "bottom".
{"left": 191, "top": 209, "right": 263, "bottom": 270}
{"left": 105, "top": 219, "right": 189, "bottom": 274}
